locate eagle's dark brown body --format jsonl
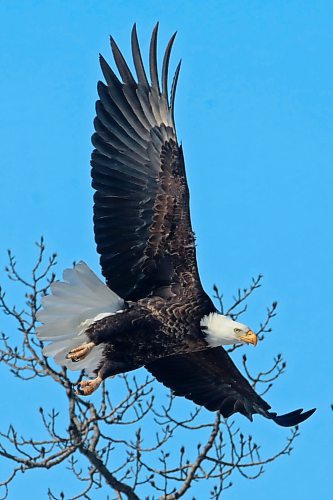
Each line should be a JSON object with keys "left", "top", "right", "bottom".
{"left": 87, "top": 289, "right": 214, "bottom": 379}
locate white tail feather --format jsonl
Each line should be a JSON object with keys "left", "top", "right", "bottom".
{"left": 36, "top": 261, "right": 124, "bottom": 375}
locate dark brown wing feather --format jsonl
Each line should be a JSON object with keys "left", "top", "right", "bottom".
{"left": 146, "top": 348, "right": 316, "bottom": 426}
{"left": 91, "top": 24, "right": 199, "bottom": 300}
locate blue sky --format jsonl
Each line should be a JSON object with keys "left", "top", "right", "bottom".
{"left": 0, "top": 0, "right": 332, "bottom": 498}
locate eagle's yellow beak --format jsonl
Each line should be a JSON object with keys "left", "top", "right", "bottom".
{"left": 240, "top": 330, "right": 258, "bottom": 346}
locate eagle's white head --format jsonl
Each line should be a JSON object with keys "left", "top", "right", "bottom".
{"left": 200, "top": 312, "right": 257, "bottom": 347}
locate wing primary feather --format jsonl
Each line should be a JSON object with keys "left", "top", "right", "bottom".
{"left": 99, "top": 55, "right": 122, "bottom": 89}
{"left": 270, "top": 408, "right": 316, "bottom": 427}
{"left": 170, "top": 60, "right": 181, "bottom": 126}
{"left": 162, "top": 32, "right": 177, "bottom": 103}
{"left": 131, "top": 24, "right": 149, "bottom": 88}
{"left": 110, "top": 36, "right": 137, "bottom": 86}
{"left": 149, "top": 23, "right": 160, "bottom": 94}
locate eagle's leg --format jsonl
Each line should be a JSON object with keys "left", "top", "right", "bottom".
{"left": 76, "top": 375, "right": 102, "bottom": 396}
{"left": 66, "top": 341, "right": 95, "bottom": 362}
{"left": 76, "top": 360, "right": 134, "bottom": 397}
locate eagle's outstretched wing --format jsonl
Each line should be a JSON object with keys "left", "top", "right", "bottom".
{"left": 91, "top": 24, "right": 202, "bottom": 301}
{"left": 146, "top": 348, "right": 315, "bottom": 426}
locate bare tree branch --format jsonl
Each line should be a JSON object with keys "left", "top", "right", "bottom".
{"left": 0, "top": 240, "right": 302, "bottom": 498}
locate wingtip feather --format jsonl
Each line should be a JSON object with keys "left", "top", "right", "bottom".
{"left": 170, "top": 60, "right": 181, "bottom": 125}
{"left": 131, "top": 22, "right": 149, "bottom": 88}
{"left": 110, "top": 36, "right": 136, "bottom": 85}
{"left": 162, "top": 31, "right": 177, "bottom": 101}
{"left": 272, "top": 407, "right": 316, "bottom": 427}
{"left": 149, "top": 23, "right": 160, "bottom": 93}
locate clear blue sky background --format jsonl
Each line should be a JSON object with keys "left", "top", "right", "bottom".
{"left": 0, "top": 1, "right": 332, "bottom": 498}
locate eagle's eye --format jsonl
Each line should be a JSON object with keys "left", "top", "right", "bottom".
{"left": 234, "top": 328, "right": 242, "bottom": 334}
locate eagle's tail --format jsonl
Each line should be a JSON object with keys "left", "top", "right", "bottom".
{"left": 36, "top": 261, "right": 124, "bottom": 375}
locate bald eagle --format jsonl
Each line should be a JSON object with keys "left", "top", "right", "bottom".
{"left": 37, "top": 25, "right": 315, "bottom": 427}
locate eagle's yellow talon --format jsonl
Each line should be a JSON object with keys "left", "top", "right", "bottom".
{"left": 66, "top": 342, "right": 95, "bottom": 362}
{"left": 76, "top": 376, "right": 102, "bottom": 396}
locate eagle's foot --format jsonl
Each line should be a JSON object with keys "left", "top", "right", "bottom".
{"left": 76, "top": 376, "right": 102, "bottom": 396}
{"left": 66, "top": 342, "right": 95, "bottom": 362}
